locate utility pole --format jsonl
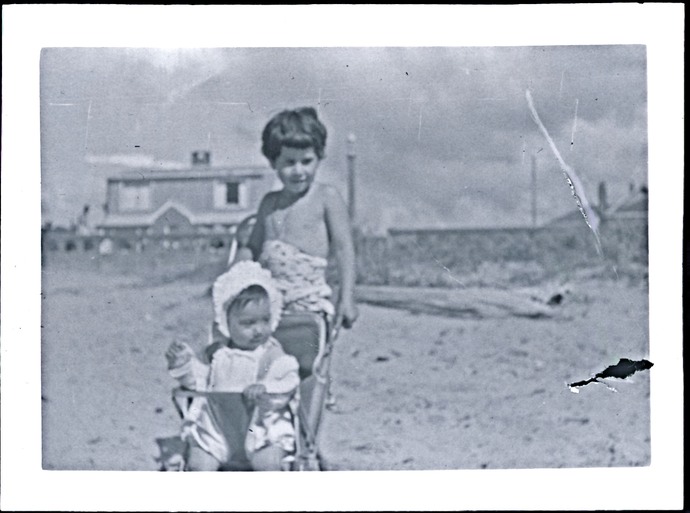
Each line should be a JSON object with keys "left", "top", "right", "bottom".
{"left": 531, "top": 154, "right": 538, "bottom": 228}
{"left": 347, "top": 133, "right": 356, "bottom": 223}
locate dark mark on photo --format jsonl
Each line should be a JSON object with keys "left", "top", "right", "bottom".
{"left": 568, "top": 358, "right": 653, "bottom": 391}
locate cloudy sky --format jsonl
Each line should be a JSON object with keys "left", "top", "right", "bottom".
{"left": 40, "top": 45, "right": 647, "bottom": 232}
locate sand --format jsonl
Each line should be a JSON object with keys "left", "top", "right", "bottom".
{"left": 41, "top": 257, "right": 650, "bottom": 471}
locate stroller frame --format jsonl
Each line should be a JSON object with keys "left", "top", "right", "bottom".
{"left": 172, "top": 311, "right": 337, "bottom": 471}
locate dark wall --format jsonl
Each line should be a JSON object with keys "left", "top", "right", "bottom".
{"left": 355, "top": 218, "right": 648, "bottom": 287}
{"left": 43, "top": 217, "right": 647, "bottom": 288}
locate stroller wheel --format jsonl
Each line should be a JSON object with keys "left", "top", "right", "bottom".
{"left": 311, "top": 452, "right": 331, "bottom": 471}
{"left": 296, "top": 453, "right": 323, "bottom": 471}
{"left": 160, "top": 453, "right": 185, "bottom": 471}
{"left": 317, "top": 454, "right": 330, "bottom": 471}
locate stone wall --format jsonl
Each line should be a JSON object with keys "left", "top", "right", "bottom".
{"left": 355, "top": 218, "right": 647, "bottom": 287}
{"left": 43, "top": 217, "right": 647, "bottom": 287}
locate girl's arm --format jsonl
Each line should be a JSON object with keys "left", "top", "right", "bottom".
{"left": 324, "top": 186, "right": 359, "bottom": 329}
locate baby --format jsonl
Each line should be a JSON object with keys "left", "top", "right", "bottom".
{"left": 235, "top": 106, "right": 358, "bottom": 331}
{"left": 166, "top": 261, "right": 299, "bottom": 471}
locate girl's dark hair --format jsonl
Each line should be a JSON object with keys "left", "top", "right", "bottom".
{"left": 228, "top": 284, "right": 269, "bottom": 313}
{"left": 261, "top": 107, "right": 327, "bottom": 162}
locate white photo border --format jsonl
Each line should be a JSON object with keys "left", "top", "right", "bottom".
{"left": 1, "top": 4, "right": 684, "bottom": 511}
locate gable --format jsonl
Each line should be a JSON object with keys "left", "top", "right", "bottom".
{"left": 150, "top": 205, "right": 194, "bottom": 233}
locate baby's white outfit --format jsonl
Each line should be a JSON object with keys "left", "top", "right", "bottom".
{"left": 170, "top": 336, "right": 299, "bottom": 464}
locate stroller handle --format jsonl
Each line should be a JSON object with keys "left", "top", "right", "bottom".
{"left": 329, "top": 324, "right": 341, "bottom": 345}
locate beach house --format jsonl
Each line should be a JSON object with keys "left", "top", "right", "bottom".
{"left": 97, "top": 151, "right": 274, "bottom": 240}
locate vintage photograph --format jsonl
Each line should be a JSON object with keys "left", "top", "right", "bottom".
{"left": 2, "top": 4, "right": 684, "bottom": 512}
{"left": 40, "top": 45, "right": 652, "bottom": 471}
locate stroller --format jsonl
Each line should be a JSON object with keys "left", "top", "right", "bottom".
{"left": 167, "top": 215, "right": 339, "bottom": 471}
{"left": 171, "top": 312, "right": 338, "bottom": 471}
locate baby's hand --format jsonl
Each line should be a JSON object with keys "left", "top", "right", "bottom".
{"left": 165, "top": 340, "right": 194, "bottom": 370}
{"left": 243, "top": 383, "right": 267, "bottom": 403}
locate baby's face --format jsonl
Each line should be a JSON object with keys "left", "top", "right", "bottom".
{"left": 272, "top": 146, "right": 320, "bottom": 195}
{"left": 227, "top": 299, "right": 272, "bottom": 351}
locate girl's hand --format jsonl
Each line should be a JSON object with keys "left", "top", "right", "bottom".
{"left": 243, "top": 383, "right": 267, "bottom": 403}
{"left": 165, "top": 341, "right": 194, "bottom": 370}
{"left": 336, "top": 298, "right": 359, "bottom": 331}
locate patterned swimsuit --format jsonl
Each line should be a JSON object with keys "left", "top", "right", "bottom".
{"left": 259, "top": 239, "right": 335, "bottom": 318}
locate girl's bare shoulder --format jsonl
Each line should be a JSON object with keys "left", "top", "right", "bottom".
{"left": 259, "top": 190, "right": 282, "bottom": 212}
{"left": 315, "top": 183, "right": 347, "bottom": 212}
{"left": 311, "top": 182, "right": 342, "bottom": 202}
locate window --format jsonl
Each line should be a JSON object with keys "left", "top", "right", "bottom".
{"left": 214, "top": 180, "right": 244, "bottom": 209}
{"left": 226, "top": 183, "right": 239, "bottom": 204}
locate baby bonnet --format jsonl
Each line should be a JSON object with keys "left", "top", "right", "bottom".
{"left": 212, "top": 261, "right": 283, "bottom": 338}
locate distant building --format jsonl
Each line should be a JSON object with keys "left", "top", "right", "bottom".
{"left": 541, "top": 181, "right": 648, "bottom": 267}
{"left": 97, "top": 151, "right": 274, "bottom": 238}
{"left": 607, "top": 183, "right": 648, "bottom": 222}
{"left": 546, "top": 181, "right": 648, "bottom": 227}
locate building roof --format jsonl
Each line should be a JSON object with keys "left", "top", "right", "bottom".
{"left": 98, "top": 200, "right": 253, "bottom": 228}
{"left": 107, "top": 165, "right": 271, "bottom": 182}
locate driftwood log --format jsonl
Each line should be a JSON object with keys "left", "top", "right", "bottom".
{"left": 354, "top": 286, "right": 563, "bottom": 320}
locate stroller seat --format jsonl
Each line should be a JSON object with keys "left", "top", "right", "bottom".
{"left": 172, "top": 311, "right": 334, "bottom": 471}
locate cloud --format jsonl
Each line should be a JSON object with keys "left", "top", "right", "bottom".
{"left": 40, "top": 47, "right": 647, "bottom": 228}
{"left": 85, "top": 153, "right": 155, "bottom": 167}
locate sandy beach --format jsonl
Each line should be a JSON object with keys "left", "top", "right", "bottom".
{"left": 41, "top": 254, "right": 650, "bottom": 472}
